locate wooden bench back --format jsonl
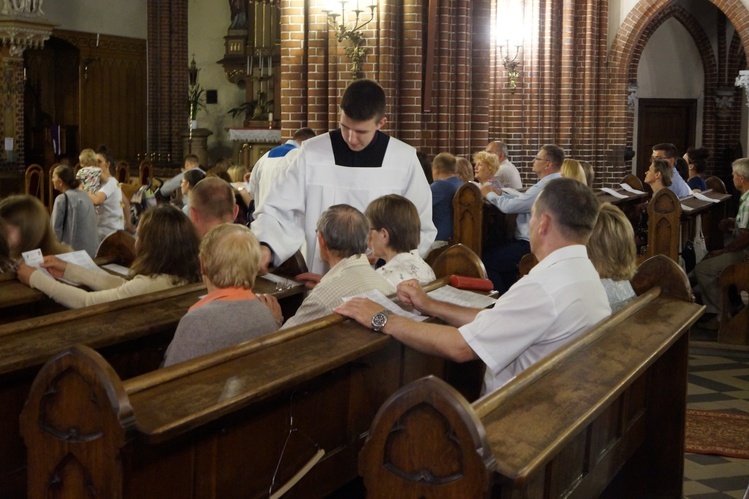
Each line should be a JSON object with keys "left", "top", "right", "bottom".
{"left": 430, "top": 243, "right": 487, "bottom": 279}
{"left": 719, "top": 260, "right": 749, "bottom": 345}
{"left": 359, "top": 256, "right": 703, "bottom": 498}
{"left": 452, "top": 182, "right": 483, "bottom": 255}
{"left": 645, "top": 188, "right": 681, "bottom": 262}
{"left": 24, "top": 164, "right": 44, "bottom": 205}
{"left": 20, "top": 278, "right": 475, "bottom": 498}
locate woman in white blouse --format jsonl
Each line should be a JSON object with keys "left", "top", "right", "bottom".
{"left": 366, "top": 194, "right": 435, "bottom": 287}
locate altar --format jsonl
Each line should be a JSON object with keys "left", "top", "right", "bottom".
{"left": 228, "top": 128, "right": 282, "bottom": 169}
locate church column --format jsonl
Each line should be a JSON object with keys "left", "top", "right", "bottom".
{"left": 0, "top": 11, "right": 54, "bottom": 171}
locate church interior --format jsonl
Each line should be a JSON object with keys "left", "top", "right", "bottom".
{"left": 2, "top": 0, "right": 749, "bottom": 497}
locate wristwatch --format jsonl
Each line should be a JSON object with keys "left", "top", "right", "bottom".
{"left": 371, "top": 309, "right": 392, "bottom": 332}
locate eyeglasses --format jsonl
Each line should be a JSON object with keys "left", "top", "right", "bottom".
{"left": 534, "top": 156, "right": 547, "bottom": 162}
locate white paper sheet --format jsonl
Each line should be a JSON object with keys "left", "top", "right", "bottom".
{"left": 259, "top": 273, "right": 299, "bottom": 290}
{"left": 692, "top": 191, "right": 720, "bottom": 203}
{"left": 427, "top": 285, "right": 498, "bottom": 309}
{"left": 680, "top": 203, "right": 694, "bottom": 212}
{"left": 600, "top": 187, "right": 628, "bottom": 199}
{"left": 619, "top": 183, "right": 646, "bottom": 195}
{"left": 342, "top": 289, "right": 428, "bottom": 322}
{"left": 57, "top": 250, "right": 108, "bottom": 274}
{"left": 101, "top": 263, "right": 130, "bottom": 276}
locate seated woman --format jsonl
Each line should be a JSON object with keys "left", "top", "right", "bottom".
{"left": 163, "top": 223, "right": 282, "bottom": 366}
{"left": 684, "top": 147, "right": 709, "bottom": 192}
{"left": 0, "top": 195, "right": 71, "bottom": 259}
{"left": 181, "top": 168, "right": 206, "bottom": 217}
{"left": 561, "top": 158, "right": 587, "bottom": 185}
{"left": 472, "top": 151, "right": 503, "bottom": 189}
{"left": 645, "top": 158, "right": 672, "bottom": 194}
{"left": 16, "top": 205, "right": 201, "bottom": 309}
{"left": 366, "top": 194, "right": 436, "bottom": 287}
{"left": 51, "top": 164, "right": 100, "bottom": 257}
{"left": 586, "top": 203, "right": 637, "bottom": 312}
{"left": 456, "top": 156, "right": 474, "bottom": 183}
{"left": 635, "top": 159, "right": 673, "bottom": 251}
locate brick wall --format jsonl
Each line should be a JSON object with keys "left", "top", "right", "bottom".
{"left": 147, "top": 0, "right": 188, "bottom": 165}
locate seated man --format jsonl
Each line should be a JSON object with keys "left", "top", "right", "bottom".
{"left": 430, "top": 152, "right": 463, "bottom": 247}
{"left": 163, "top": 223, "right": 282, "bottom": 367}
{"left": 694, "top": 157, "right": 749, "bottom": 329}
{"left": 480, "top": 144, "right": 564, "bottom": 293}
{"left": 188, "top": 176, "right": 239, "bottom": 238}
{"left": 651, "top": 143, "right": 691, "bottom": 198}
{"left": 160, "top": 154, "right": 205, "bottom": 203}
{"left": 486, "top": 140, "right": 523, "bottom": 189}
{"left": 282, "top": 204, "right": 395, "bottom": 329}
{"left": 336, "top": 178, "right": 611, "bottom": 395}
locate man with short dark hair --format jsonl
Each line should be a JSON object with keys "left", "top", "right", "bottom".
{"left": 480, "top": 144, "right": 564, "bottom": 292}
{"left": 281, "top": 204, "right": 395, "bottom": 329}
{"left": 252, "top": 79, "right": 437, "bottom": 275}
{"left": 249, "top": 127, "right": 316, "bottom": 214}
{"left": 430, "top": 152, "right": 462, "bottom": 245}
{"left": 486, "top": 140, "right": 522, "bottom": 189}
{"left": 651, "top": 143, "right": 691, "bottom": 198}
{"left": 336, "top": 178, "right": 610, "bottom": 395}
{"left": 188, "top": 177, "right": 238, "bottom": 238}
{"left": 160, "top": 154, "right": 204, "bottom": 198}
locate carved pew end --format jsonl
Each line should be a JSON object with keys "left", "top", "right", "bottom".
{"left": 358, "top": 375, "right": 495, "bottom": 498}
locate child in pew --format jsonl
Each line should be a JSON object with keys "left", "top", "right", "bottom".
{"left": 0, "top": 195, "right": 72, "bottom": 259}
{"left": 586, "top": 203, "right": 637, "bottom": 313}
{"left": 366, "top": 194, "right": 435, "bottom": 287}
{"left": 163, "top": 224, "right": 282, "bottom": 367}
{"left": 16, "top": 204, "right": 201, "bottom": 309}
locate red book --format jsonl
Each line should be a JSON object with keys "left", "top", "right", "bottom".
{"left": 449, "top": 275, "right": 494, "bottom": 291}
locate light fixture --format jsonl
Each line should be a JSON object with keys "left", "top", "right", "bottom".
{"left": 322, "top": 1, "right": 377, "bottom": 80}
{"left": 188, "top": 54, "right": 200, "bottom": 88}
{"left": 499, "top": 41, "right": 521, "bottom": 92}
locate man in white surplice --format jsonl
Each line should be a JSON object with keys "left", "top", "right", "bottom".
{"left": 251, "top": 79, "right": 437, "bottom": 275}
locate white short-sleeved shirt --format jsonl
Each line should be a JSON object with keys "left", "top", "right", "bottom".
{"left": 377, "top": 249, "right": 436, "bottom": 287}
{"left": 96, "top": 177, "right": 124, "bottom": 241}
{"left": 459, "top": 245, "right": 611, "bottom": 394}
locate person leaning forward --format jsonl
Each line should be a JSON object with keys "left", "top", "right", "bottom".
{"left": 336, "top": 178, "right": 611, "bottom": 396}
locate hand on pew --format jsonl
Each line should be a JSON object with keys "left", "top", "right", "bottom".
{"left": 256, "top": 293, "right": 284, "bottom": 325}
{"left": 334, "top": 297, "right": 383, "bottom": 331}
{"left": 479, "top": 184, "right": 501, "bottom": 198}
{"left": 294, "top": 272, "right": 322, "bottom": 290}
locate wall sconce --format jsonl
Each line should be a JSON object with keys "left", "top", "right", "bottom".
{"left": 735, "top": 70, "right": 749, "bottom": 108}
{"left": 322, "top": 1, "right": 377, "bottom": 80}
{"left": 499, "top": 41, "right": 521, "bottom": 92}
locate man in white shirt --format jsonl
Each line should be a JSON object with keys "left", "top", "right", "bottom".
{"left": 251, "top": 79, "right": 436, "bottom": 275}
{"left": 486, "top": 140, "right": 523, "bottom": 189}
{"left": 336, "top": 178, "right": 611, "bottom": 395}
{"left": 249, "top": 127, "right": 315, "bottom": 215}
{"left": 651, "top": 143, "right": 691, "bottom": 198}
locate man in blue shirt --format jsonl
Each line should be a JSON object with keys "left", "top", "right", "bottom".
{"left": 430, "top": 152, "right": 463, "bottom": 247}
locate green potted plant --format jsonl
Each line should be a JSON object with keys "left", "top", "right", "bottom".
{"left": 187, "top": 85, "right": 207, "bottom": 129}
{"left": 228, "top": 92, "right": 274, "bottom": 126}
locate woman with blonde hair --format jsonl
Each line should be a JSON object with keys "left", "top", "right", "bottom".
{"left": 561, "top": 159, "right": 587, "bottom": 185}
{"left": 456, "top": 157, "right": 474, "bottom": 183}
{"left": 0, "top": 195, "right": 71, "bottom": 259}
{"left": 366, "top": 194, "right": 436, "bottom": 286}
{"left": 51, "top": 164, "right": 100, "bottom": 257}
{"left": 163, "top": 223, "right": 282, "bottom": 366}
{"left": 586, "top": 203, "right": 637, "bottom": 312}
{"left": 17, "top": 204, "right": 201, "bottom": 309}
{"left": 472, "top": 151, "right": 502, "bottom": 189}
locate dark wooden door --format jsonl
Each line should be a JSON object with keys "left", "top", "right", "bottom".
{"left": 636, "top": 98, "right": 697, "bottom": 180}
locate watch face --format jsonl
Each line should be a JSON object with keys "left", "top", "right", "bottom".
{"left": 372, "top": 312, "right": 388, "bottom": 331}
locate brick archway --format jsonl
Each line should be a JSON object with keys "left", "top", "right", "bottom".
{"left": 604, "top": 0, "right": 749, "bottom": 179}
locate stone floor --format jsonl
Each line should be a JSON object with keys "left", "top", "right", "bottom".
{"left": 684, "top": 348, "right": 749, "bottom": 498}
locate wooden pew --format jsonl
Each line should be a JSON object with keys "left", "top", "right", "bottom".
{"left": 20, "top": 278, "right": 482, "bottom": 498}
{"left": 358, "top": 255, "right": 703, "bottom": 497}
{"left": 718, "top": 260, "right": 749, "bottom": 345}
{"left": 0, "top": 277, "right": 305, "bottom": 498}
{"left": 452, "top": 182, "right": 483, "bottom": 256}
{"left": 644, "top": 188, "right": 681, "bottom": 262}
